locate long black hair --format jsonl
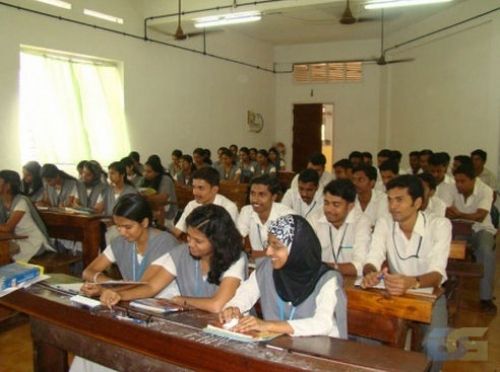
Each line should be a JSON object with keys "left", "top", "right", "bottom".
{"left": 21, "top": 161, "right": 43, "bottom": 197}
{"left": 108, "top": 161, "right": 132, "bottom": 186}
{"left": 40, "top": 164, "right": 76, "bottom": 181}
{"left": 113, "top": 193, "right": 152, "bottom": 226}
{"left": 185, "top": 204, "right": 243, "bottom": 285}
{"left": 0, "top": 170, "right": 21, "bottom": 196}
{"left": 142, "top": 156, "right": 166, "bottom": 191}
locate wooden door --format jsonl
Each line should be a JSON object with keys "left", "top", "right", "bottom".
{"left": 292, "top": 104, "right": 323, "bottom": 172}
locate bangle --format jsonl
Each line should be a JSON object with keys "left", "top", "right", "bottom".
{"left": 92, "top": 272, "right": 102, "bottom": 283}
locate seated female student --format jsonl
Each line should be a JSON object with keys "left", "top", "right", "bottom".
{"left": 269, "top": 147, "right": 285, "bottom": 171}
{"left": 217, "top": 149, "right": 240, "bottom": 183}
{"left": 0, "top": 170, "right": 55, "bottom": 261}
{"left": 174, "top": 154, "right": 195, "bottom": 187}
{"left": 168, "top": 149, "right": 183, "bottom": 179}
{"left": 140, "top": 157, "right": 177, "bottom": 227}
{"left": 254, "top": 149, "right": 277, "bottom": 177}
{"left": 237, "top": 147, "right": 255, "bottom": 184}
{"left": 39, "top": 164, "right": 79, "bottom": 207}
{"left": 100, "top": 204, "right": 247, "bottom": 313}
{"left": 220, "top": 214, "right": 347, "bottom": 338}
{"left": 81, "top": 193, "right": 179, "bottom": 297}
{"left": 20, "top": 161, "right": 44, "bottom": 202}
{"left": 103, "top": 161, "right": 137, "bottom": 217}
{"left": 121, "top": 156, "right": 143, "bottom": 187}
{"left": 75, "top": 161, "right": 108, "bottom": 214}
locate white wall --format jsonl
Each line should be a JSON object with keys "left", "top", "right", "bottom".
{"left": 0, "top": 1, "right": 275, "bottom": 172}
{"left": 274, "top": 39, "right": 382, "bottom": 168}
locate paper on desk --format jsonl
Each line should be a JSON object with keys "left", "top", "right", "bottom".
{"left": 98, "top": 280, "right": 147, "bottom": 287}
{"left": 0, "top": 274, "right": 50, "bottom": 298}
{"left": 354, "top": 277, "right": 434, "bottom": 295}
{"left": 52, "top": 282, "right": 84, "bottom": 294}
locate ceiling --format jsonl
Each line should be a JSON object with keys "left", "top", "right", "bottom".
{"left": 147, "top": 0, "right": 466, "bottom": 45}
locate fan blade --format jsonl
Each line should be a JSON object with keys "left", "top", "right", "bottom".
{"left": 385, "top": 58, "right": 415, "bottom": 64}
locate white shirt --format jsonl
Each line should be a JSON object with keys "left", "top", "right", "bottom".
{"left": 425, "top": 195, "right": 446, "bottom": 218}
{"left": 225, "top": 270, "right": 340, "bottom": 337}
{"left": 281, "top": 188, "right": 323, "bottom": 219}
{"left": 308, "top": 209, "right": 371, "bottom": 276}
{"left": 366, "top": 212, "right": 451, "bottom": 283}
{"left": 153, "top": 252, "right": 247, "bottom": 281}
{"left": 451, "top": 179, "right": 496, "bottom": 234}
{"left": 290, "top": 171, "right": 334, "bottom": 190}
{"left": 237, "top": 202, "right": 295, "bottom": 251}
{"left": 354, "top": 189, "right": 389, "bottom": 226}
{"left": 175, "top": 194, "right": 239, "bottom": 233}
{"left": 435, "top": 181, "right": 455, "bottom": 207}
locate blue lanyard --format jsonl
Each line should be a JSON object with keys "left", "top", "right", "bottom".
{"left": 303, "top": 201, "right": 316, "bottom": 218}
{"left": 194, "top": 260, "right": 203, "bottom": 297}
{"left": 277, "top": 297, "right": 296, "bottom": 321}
{"left": 328, "top": 224, "right": 348, "bottom": 263}
{"left": 256, "top": 224, "right": 267, "bottom": 250}
{"left": 131, "top": 231, "right": 152, "bottom": 281}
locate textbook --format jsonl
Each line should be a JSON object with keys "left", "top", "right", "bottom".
{"left": 129, "top": 298, "right": 184, "bottom": 313}
{"left": 354, "top": 277, "right": 435, "bottom": 296}
{"left": 203, "top": 323, "right": 283, "bottom": 343}
{"left": 0, "top": 262, "right": 43, "bottom": 291}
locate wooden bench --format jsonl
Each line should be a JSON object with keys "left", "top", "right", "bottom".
{"left": 277, "top": 171, "right": 295, "bottom": 192}
{"left": 174, "top": 184, "right": 194, "bottom": 211}
{"left": 30, "top": 251, "right": 82, "bottom": 275}
{"left": 219, "top": 183, "right": 249, "bottom": 210}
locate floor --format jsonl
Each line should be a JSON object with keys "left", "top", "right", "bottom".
{"left": 1, "top": 240, "right": 499, "bottom": 372}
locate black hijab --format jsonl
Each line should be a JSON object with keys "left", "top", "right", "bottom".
{"left": 270, "top": 214, "right": 331, "bottom": 307}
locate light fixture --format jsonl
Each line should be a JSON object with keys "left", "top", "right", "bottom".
{"left": 194, "top": 11, "right": 261, "bottom": 28}
{"left": 365, "top": 0, "right": 453, "bottom": 10}
{"left": 83, "top": 9, "right": 124, "bottom": 24}
{"left": 32, "top": 0, "right": 72, "bottom": 9}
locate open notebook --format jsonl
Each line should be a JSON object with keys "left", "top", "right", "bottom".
{"left": 203, "top": 321, "right": 282, "bottom": 343}
{"left": 354, "top": 277, "right": 435, "bottom": 295}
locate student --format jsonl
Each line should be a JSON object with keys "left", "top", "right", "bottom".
{"left": 362, "top": 152, "right": 373, "bottom": 166}
{"left": 129, "top": 151, "right": 144, "bottom": 176}
{"left": 249, "top": 148, "right": 258, "bottom": 163}
{"left": 81, "top": 194, "right": 178, "bottom": 297}
{"left": 237, "top": 147, "right": 255, "bottom": 184}
{"left": 213, "top": 147, "right": 228, "bottom": 169}
{"left": 351, "top": 165, "right": 389, "bottom": 226}
{"left": 168, "top": 149, "right": 183, "bottom": 178}
{"left": 362, "top": 175, "right": 450, "bottom": 362}
{"left": 308, "top": 180, "right": 371, "bottom": 276}
{"left": 429, "top": 153, "right": 455, "bottom": 207}
{"left": 391, "top": 150, "right": 403, "bottom": 169}
{"left": 268, "top": 147, "right": 285, "bottom": 171}
{"left": 140, "top": 157, "right": 178, "bottom": 226}
{"left": 0, "top": 170, "right": 54, "bottom": 262}
{"left": 229, "top": 144, "right": 238, "bottom": 157}
{"left": 447, "top": 164, "right": 497, "bottom": 313}
{"left": 451, "top": 155, "right": 472, "bottom": 173}
{"left": 376, "top": 149, "right": 392, "bottom": 167}
{"left": 193, "top": 148, "right": 207, "bottom": 170}
{"left": 221, "top": 214, "right": 347, "bottom": 339}
{"left": 333, "top": 159, "right": 353, "bottom": 181}
{"left": 348, "top": 151, "right": 363, "bottom": 169}
{"left": 39, "top": 164, "right": 79, "bottom": 207}
{"left": 406, "top": 151, "right": 421, "bottom": 175}
{"left": 254, "top": 149, "right": 276, "bottom": 177}
{"left": 471, "top": 149, "right": 497, "bottom": 190}
{"left": 103, "top": 161, "right": 137, "bottom": 216}
{"left": 203, "top": 148, "right": 213, "bottom": 166}
{"left": 75, "top": 161, "right": 108, "bottom": 214}
{"left": 174, "top": 155, "right": 195, "bottom": 187}
{"left": 76, "top": 160, "right": 88, "bottom": 181}
{"left": 282, "top": 169, "right": 323, "bottom": 218}
{"left": 217, "top": 149, "right": 239, "bottom": 182}
{"left": 237, "top": 176, "right": 294, "bottom": 261}
{"left": 417, "top": 173, "right": 446, "bottom": 218}
{"left": 290, "top": 153, "right": 334, "bottom": 190}
{"left": 121, "top": 157, "right": 143, "bottom": 188}
{"left": 89, "top": 160, "right": 109, "bottom": 185}
{"left": 100, "top": 204, "right": 247, "bottom": 313}
{"left": 379, "top": 160, "right": 399, "bottom": 189}
{"left": 20, "top": 161, "right": 44, "bottom": 202}
{"left": 173, "top": 167, "right": 238, "bottom": 238}
{"left": 419, "top": 149, "right": 433, "bottom": 174}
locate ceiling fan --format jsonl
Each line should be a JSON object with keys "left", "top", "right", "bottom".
{"left": 339, "top": 0, "right": 378, "bottom": 25}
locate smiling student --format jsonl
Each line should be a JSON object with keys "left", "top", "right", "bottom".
{"left": 221, "top": 214, "right": 347, "bottom": 338}
{"left": 282, "top": 169, "right": 323, "bottom": 218}
{"left": 100, "top": 205, "right": 247, "bottom": 313}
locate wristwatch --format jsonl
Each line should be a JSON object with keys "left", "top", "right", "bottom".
{"left": 413, "top": 276, "right": 421, "bottom": 289}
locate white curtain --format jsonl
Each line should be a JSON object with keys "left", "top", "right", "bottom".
{"left": 19, "top": 51, "right": 130, "bottom": 169}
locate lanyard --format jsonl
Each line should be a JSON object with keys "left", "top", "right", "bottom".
{"left": 392, "top": 213, "right": 425, "bottom": 261}
{"left": 256, "top": 224, "right": 267, "bottom": 250}
{"left": 302, "top": 200, "right": 316, "bottom": 218}
{"left": 131, "top": 231, "right": 152, "bottom": 281}
{"left": 277, "top": 297, "right": 296, "bottom": 321}
{"left": 328, "top": 224, "right": 349, "bottom": 263}
{"left": 194, "top": 260, "right": 203, "bottom": 297}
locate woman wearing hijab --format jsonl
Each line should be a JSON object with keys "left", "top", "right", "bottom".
{"left": 220, "top": 214, "right": 347, "bottom": 338}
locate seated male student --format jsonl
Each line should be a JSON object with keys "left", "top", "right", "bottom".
{"left": 471, "top": 149, "right": 497, "bottom": 190}
{"left": 378, "top": 160, "right": 399, "bottom": 191}
{"left": 348, "top": 151, "right": 363, "bottom": 169}
{"left": 172, "top": 167, "right": 238, "bottom": 239}
{"left": 374, "top": 149, "right": 392, "bottom": 192}
{"left": 429, "top": 153, "right": 455, "bottom": 207}
{"left": 406, "top": 151, "right": 421, "bottom": 175}
{"left": 351, "top": 165, "right": 389, "bottom": 226}
{"left": 362, "top": 175, "right": 451, "bottom": 360}
{"left": 308, "top": 179, "right": 371, "bottom": 276}
{"left": 333, "top": 159, "right": 353, "bottom": 181}
{"left": 419, "top": 149, "right": 433, "bottom": 174}
{"left": 237, "top": 175, "right": 294, "bottom": 261}
{"left": 362, "top": 152, "right": 373, "bottom": 166}
{"left": 290, "top": 153, "right": 334, "bottom": 189}
{"left": 391, "top": 150, "right": 403, "bottom": 172}
{"left": 281, "top": 169, "right": 323, "bottom": 218}
{"left": 447, "top": 164, "right": 497, "bottom": 313}
{"left": 417, "top": 173, "right": 446, "bottom": 217}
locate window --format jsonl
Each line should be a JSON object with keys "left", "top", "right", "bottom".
{"left": 293, "top": 62, "right": 362, "bottom": 83}
{"left": 19, "top": 47, "right": 130, "bottom": 169}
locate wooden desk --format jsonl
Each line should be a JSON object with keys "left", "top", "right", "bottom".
{"left": 449, "top": 240, "right": 467, "bottom": 260}
{"left": 38, "top": 210, "right": 103, "bottom": 267}
{"left": 0, "top": 282, "right": 429, "bottom": 372}
{"left": 0, "top": 232, "right": 27, "bottom": 265}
